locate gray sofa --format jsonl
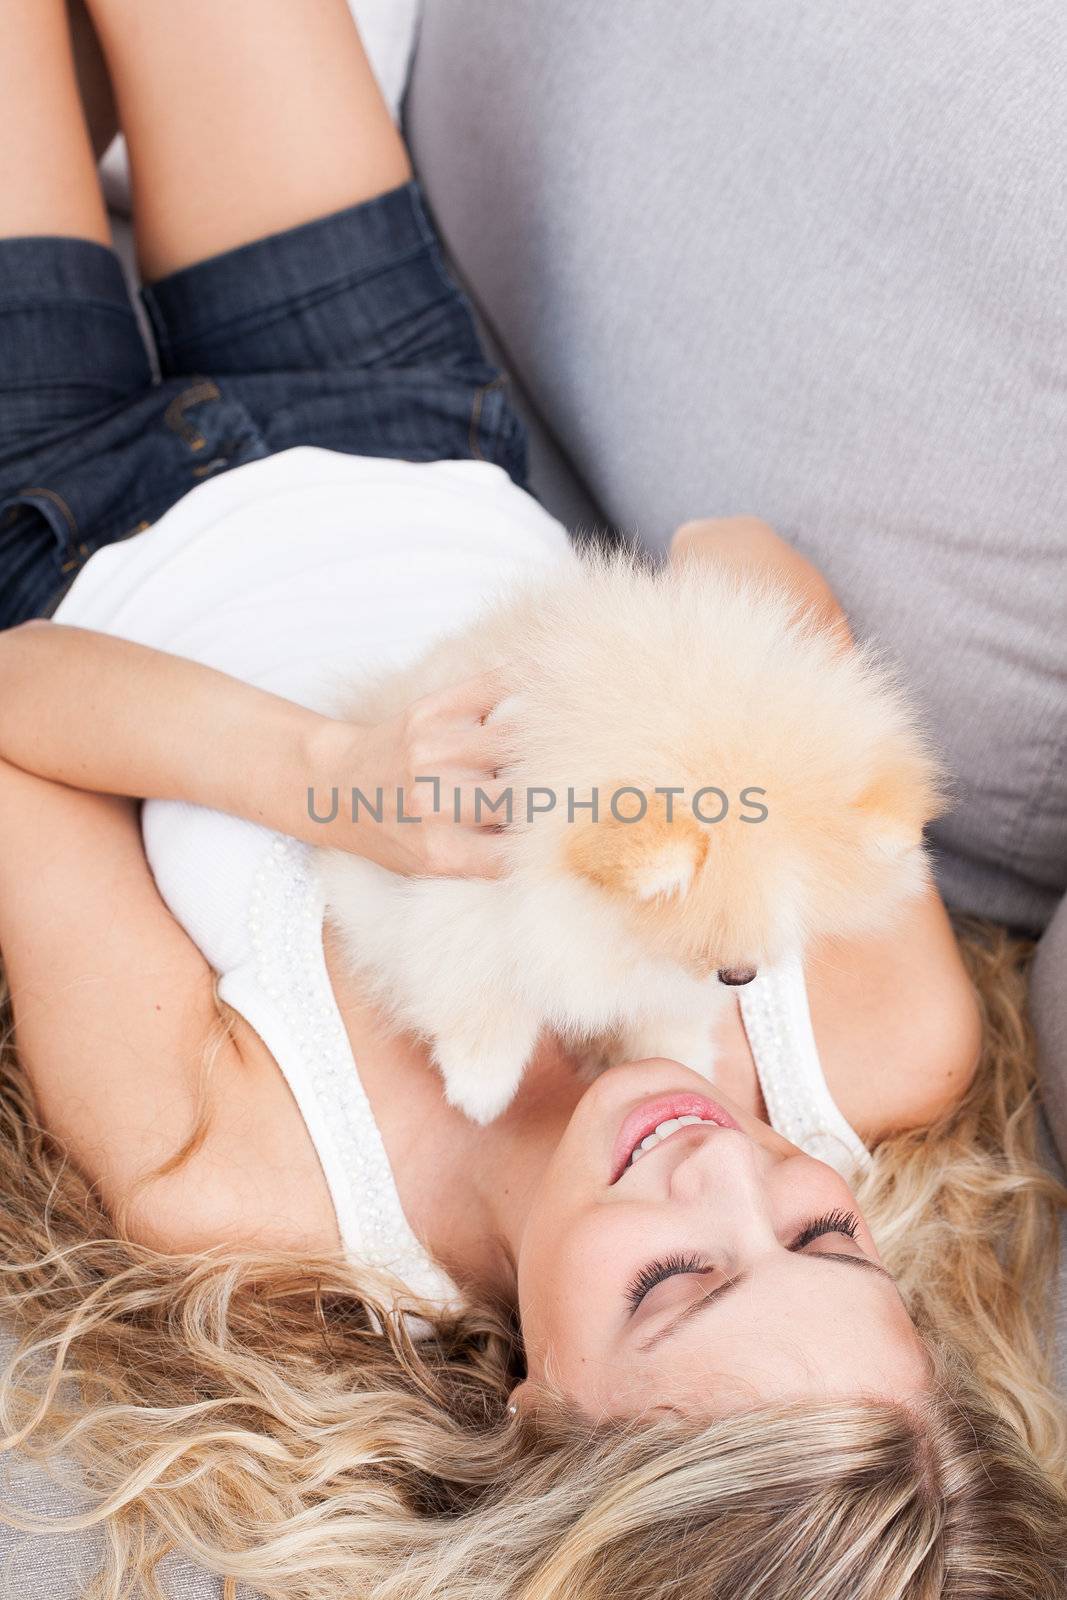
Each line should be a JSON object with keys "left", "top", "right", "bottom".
{"left": 2, "top": 2, "right": 1065, "bottom": 1592}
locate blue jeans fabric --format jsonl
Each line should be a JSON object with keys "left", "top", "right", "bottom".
{"left": 0, "top": 181, "right": 527, "bottom": 630}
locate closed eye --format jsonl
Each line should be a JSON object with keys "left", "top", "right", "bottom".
{"left": 624, "top": 1207, "right": 862, "bottom": 1314}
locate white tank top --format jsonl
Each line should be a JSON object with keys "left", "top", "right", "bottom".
{"left": 52, "top": 446, "right": 871, "bottom": 1308}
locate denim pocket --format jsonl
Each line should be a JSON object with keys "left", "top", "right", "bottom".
{"left": 468, "top": 376, "right": 529, "bottom": 489}
{"left": 0, "top": 491, "right": 85, "bottom": 627}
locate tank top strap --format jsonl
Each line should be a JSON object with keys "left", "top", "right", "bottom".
{"left": 738, "top": 953, "right": 872, "bottom": 1181}
{"left": 216, "top": 834, "right": 461, "bottom": 1314}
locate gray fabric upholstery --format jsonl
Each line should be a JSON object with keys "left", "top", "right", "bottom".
{"left": 476, "top": 316, "right": 608, "bottom": 539}
{"left": 406, "top": 0, "right": 1067, "bottom": 938}
{"left": 0, "top": 1338, "right": 244, "bottom": 1599}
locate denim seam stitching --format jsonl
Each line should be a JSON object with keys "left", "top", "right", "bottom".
{"left": 162, "top": 380, "right": 222, "bottom": 450}
{"left": 145, "top": 240, "right": 431, "bottom": 356}
{"left": 18, "top": 485, "right": 78, "bottom": 534}
{"left": 0, "top": 377, "right": 151, "bottom": 400}
{"left": 0, "top": 295, "right": 140, "bottom": 322}
{"left": 467, "top": 376, "right": 505, "bottom": 461}
{"left": 16, "top": 485, "right": 81, "bottom": 568}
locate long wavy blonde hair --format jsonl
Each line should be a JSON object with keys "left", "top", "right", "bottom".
{"left": 0, "top": 919, "right": 1064, "bottom": 1599}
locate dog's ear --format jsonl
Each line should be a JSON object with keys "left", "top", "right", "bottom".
{"left": 852, "top": 756, "right": 941, "bottom": 860}
{"left": 566, "top": 790, "right": 708, "bottom": 901}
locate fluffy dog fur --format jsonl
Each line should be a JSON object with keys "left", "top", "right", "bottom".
{"left": 318, "top": 549, "right": 941, "bottom": 1123}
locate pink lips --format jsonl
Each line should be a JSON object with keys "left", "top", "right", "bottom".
{"left": 610, "top": 1092, "right": 740, "bottom": 1183}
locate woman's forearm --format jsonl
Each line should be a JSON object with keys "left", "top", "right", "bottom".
{"left": 0, "top": 621, "right": 335, "bottom": 839}
{"left": 670, "top": 516, "right": 854, "bottom": 649}
{"left": 0, "top": 622, "right": 510, "bottom": 877}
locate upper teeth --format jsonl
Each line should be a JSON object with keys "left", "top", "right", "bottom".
{"left": 630, "top": 1115, "right": 717, "bottom": 1165}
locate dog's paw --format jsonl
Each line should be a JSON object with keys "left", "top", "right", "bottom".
{"left": 432, "top": 1023, "right": 538, "bottom": 1126}
{"left": 679, "top": 1039, "right": 716, "bottom": 1079}
{"left": 441, "top": 1069, "right": 522, "bottom": 1127}
{"left": 621, "top": 1019, "right": 717, "bottom": 1080}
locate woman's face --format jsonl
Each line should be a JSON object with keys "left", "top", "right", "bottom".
{"left": 514, "top": 1060, "right": 929, "bottom": 1418}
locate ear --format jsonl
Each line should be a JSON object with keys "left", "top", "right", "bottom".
{"left": 566, "top": 791, "right": 708, "bottom": 901}
{"left": 852, "top": 758, "right": 941, "bottom": 860}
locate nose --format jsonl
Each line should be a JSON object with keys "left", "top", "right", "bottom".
{"left": 717, "top": 966, "right": 757, "bottom": 986}
{"left": 669, "top": 1125, "right": 774, "bottom": 1230}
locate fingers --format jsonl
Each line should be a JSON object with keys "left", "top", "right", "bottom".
{"left": 445, "top": 717, "right": 518, "bottom": 773}
{"left": 426, "top": 828, "right": 510, "bottom": 881}
{"left": 405, "top": 670, "right": 517, "bottom": 775}
{"left": 408, "top": 776, "right": 516, "bottom": 829}
{"left": 422, "top": 667, "right": 508, "bottom": 725}
{"left": 409, "top": 716, "right": 514, "bottom": 775}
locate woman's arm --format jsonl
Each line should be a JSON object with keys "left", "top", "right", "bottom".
{"left": 672, "top": 515, "right": 981, "bottom": 1136}
{"left": 670, "top": 515, "right": 854, "bottom": 650}
{"left": 0, "top": 621, "right": 510, "bottom": 876}
{"left": 0, "top": 752, "right": 338, "bottom": 1255}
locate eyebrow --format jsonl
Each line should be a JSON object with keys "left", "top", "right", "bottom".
{"left": 636, "top": 1252, "right": 894, "bottom": 1355}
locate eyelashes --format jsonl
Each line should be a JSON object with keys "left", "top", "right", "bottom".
{"left": 625, "top": 1249, "right": 708, "bottom": 1313}
{"left": 790, "top": 1207, "right": 860, "bottom": 1252}
{"left": 624, "top": 1208, "right": 862, "bottom": 1313}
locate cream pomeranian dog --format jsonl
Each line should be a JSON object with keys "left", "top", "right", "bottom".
{"left": 318, "top": 549, "right": 941, "bottom": 1124}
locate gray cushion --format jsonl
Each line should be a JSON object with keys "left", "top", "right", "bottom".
{"left": 406, "top": 0, "right": 1067, "bottom": 938}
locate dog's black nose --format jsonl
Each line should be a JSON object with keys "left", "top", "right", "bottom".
{"left": 717, "top": 966, "right": 758, "bottom": 986}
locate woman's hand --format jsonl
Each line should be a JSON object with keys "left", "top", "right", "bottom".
{"left": 670, "top": 515, "right": 854, "bottom": 650}
{"left": 309, "top": 671, "right": 515, "bottom": 878}
{"left": 0, "top": 624, "right": 514, "bottom": 879}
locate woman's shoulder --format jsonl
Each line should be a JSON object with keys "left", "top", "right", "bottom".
{"left": 806, "top": 883, "right": 982, "bottom": 1143}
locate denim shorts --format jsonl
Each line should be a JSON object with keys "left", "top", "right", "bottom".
{"left": 0, "top": 181, "right": 528, "bottom": 631}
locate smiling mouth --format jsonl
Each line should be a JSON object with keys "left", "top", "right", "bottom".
{"left": 610, "top": 1092, "right": 740, "bottom": 1183}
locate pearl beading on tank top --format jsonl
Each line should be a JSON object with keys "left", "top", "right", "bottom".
{"left": 738, "top": 957, "right": 872, "bottom": 1181}
{"left": 246, "top": 835, "right": 459, "bottom": 1308}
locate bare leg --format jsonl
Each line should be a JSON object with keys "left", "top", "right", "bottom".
{"left": 0, "top": 0, "right": 110, "bottom": 243}
{"left": 82, "top": 0, "right": 413, "bottom": 281}
{"left": 68, "top": 0, "right": 118, "bottom": 160}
